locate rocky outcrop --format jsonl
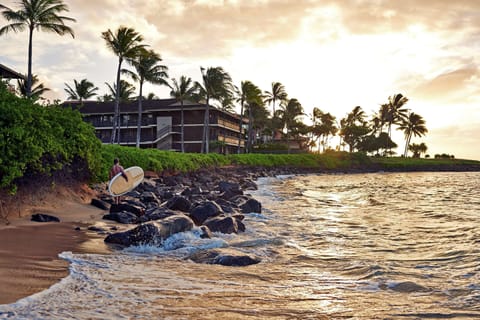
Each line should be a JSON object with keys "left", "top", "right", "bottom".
{"left": 31, "top": 213, "right": 60, "bottom": 222}
{"left": 188, "top": 248, "right": 261, "bottom": 266}
{"left": 104, "top": 214, "right": 194, "bottom": 247}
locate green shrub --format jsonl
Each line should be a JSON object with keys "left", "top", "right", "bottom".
{"left": 0, "top": 83, "right": 101, "bottom": 190}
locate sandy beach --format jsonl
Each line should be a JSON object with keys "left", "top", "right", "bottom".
{"left": 0, "top": 187, "right": 111, "bottom": 305}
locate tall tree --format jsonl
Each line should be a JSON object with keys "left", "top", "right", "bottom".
{"left": 408, "top": 142, "right": 428, "bottom": 158}
{"left": 17, "top": 74, "right": 49, "bottom": 100}
{"left": 339, "top": 106, "right": 370, "bottom": 153}
{"left": 123, "top": 49, "right": 168, "bottom": 148}
{"left": 398, "top": 112, "right": 428, "bottom": 157}
{"left": 194, "top": 66, "right": 233, "bottom": 153}
{"left": 277, "top": 98, "right": 304, "bottom": 153}
{"left": 64, "top": 79, "right": 98, "bottom": 102}
{"left": 102, "top": 26, "right": 146, "bottom": 144}
{"left": 264, "top": 82, "right": 287, "bottom": 116}
{"left": 385, "top": 93, "right": 409, "bottom": 153}
{"left": 170, "top": 76, "right": 196, "bottom": 153}
{"left": 236, "top": 81, "right": 261, "bottom": 153}
{"left": 0, "top": 0, "right": 75, "bottom": 98}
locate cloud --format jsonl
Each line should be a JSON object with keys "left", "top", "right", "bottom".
{"left": 411, "top": 66, "right": 480, "bottom": 102}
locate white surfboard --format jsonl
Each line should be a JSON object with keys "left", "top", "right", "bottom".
{"left": 108, "top": 166, "right": 144, "bottom": 196}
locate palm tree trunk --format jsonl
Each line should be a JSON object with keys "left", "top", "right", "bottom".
{"left": 111, "top": 57, "right": 122, "bottom": 144}
{"left": 404, "top": 132, "right": 412, "bottom": 157}
{"left": 247, "top": 105, "right": 253, "bottom": 153}
{"left": 202, "top": 97, "right": 210, "bottom": 153}
{"left": 136, "top": 79, "right": 144, "bottom": 148}
{"left": 181, "top": 100, "right": 185, "bottom": 153}
{"left": 27, "top": 26, "right": 34, "bottom": 98}
{"left": 286, "top": 129, "right": 291, "bottom": 154}
{"left": 237, "top": 101, "right": 244, "bottom": 154}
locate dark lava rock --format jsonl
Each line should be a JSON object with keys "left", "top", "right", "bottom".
{"left": 104, "top": 215, "right": 194, "bottom": 247}
{"left": 165, "top": 195, "right": 192, "bottom": 212}
{"left": 31, "top": 213, "right": 60, "bottom": 223}
{"left": 189, "top": 201, "right": 223, "bottom": 225}
{"left": 90, "top": 198, "right": 110, "bottom": 210}
{"left": 140, "top": 207, "right": 177, "bottom": 222}
{"left": 239, "top": 198, "right": 262, "bottom": 214}
{"left": 188, "top": 249, "right": 261, "bottom": 267}
{"left": 110, "top": 203, "right": 145, "bottom": 216}
{"left": 87, "top": 226, "right": 107, "bottom": 232}
{"left": 204, "top": 216, "right": 238, "bottom": 234}
{"left": 140, "top": 191, "right": 160, "bottom": 204}
{"left": 103, "top": 211, "right": 139, "bottom": 224}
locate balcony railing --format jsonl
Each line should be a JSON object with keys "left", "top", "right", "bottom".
{"left": 218, "top": 135, "right": 244, "bottom": 146}
{"left": 88, "top": 117, "right": 156, "bottom": 128}
{"left": 216, "top": 119, "right": 243, "bottom": 132}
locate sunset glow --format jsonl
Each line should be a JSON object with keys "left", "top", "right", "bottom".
{"left": 1, "top": 0, "right": 478, "bottom": 159}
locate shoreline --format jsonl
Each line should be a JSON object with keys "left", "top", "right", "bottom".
{"left": 0, "top": 167, "right": 479, "bottom": 305}
{"left": 0, "top": 196, "right": 111, "bottom": 305}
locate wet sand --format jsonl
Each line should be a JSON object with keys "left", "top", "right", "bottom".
{"left": 0, "top": 200, "right": 110, "bottom": 305}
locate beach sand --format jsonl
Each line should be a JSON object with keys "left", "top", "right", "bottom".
{"left": 0, "top": 186, "right": 112, "bottom": 305}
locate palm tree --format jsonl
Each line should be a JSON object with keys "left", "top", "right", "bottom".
{"left": 105, "top": 80, "right": 136, "bottom": 102}
{"left": 17, "top": 74, "right": 50, "bottom": 100}
{"left": 64, "top": 79, "right": 98, "bottom": 102}
{"left": 145, "top": 92, "right": 158, "bottom": 100}
{"left": 0, "top": 0, "right": 75, "bottom": 98}
{"left": 264, "top": 82, "right": 287, "bottom": 116}
{"left": 236, "top": 81, "right": 262, "bottom": 153}
{"left": 277, "top": 98, "right": 304, "bottom": 153}
{"left": 339, "top": 106, "right": 370, "bottom": 153}
{"left": 102, "top": 26, "right": 146, "bottom": 144}
{"left": 398, "top": 112, "right": 428, "bottom": 157}
{"left": 385, "top": 93, "right": 409, "bottom": 153}
{"left": 170, "top": 76, "right": 196, "bottom": 153}
{"left": 123, "top": 49, "right": 168, "bottom": 148}
{"left": 408, "top": 142, "right": 428, "bottom": 158}
{"left": 194, "top": 66, "right": 233, "bottom": 153}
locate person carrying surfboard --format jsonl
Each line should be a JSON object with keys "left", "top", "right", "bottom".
{"left": 109, "top": 158, "right": 128, "bottom": 204}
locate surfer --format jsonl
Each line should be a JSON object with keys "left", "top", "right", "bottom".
{"left": 109, "top": 158, "right": 128, "bottom": 204}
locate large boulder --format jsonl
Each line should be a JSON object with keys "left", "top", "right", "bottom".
{"left": 31, "top": 213, "right": 60, "bottom": 223}
{"left": 140, "top": 191, "right": 160, "bottom": 204}
{"left": 188, "top": 249, "right": 261, "bottom": 267}
{"left": 104, "top": 215, "right": 194, "bottom": 247}
{"left": 204, "top": 216, "right": 239, "bottom": 234}
{"left": 239, "top": 198, "right": 262, "bottom": 214}
{"left": 189, "top": 201, "right": 223, "bottom": 225}
{"left": 90, "top": 198, "right": 110, "bottom": 210}
{"left": 103, "top": 211, "right": 139, "bottom": 224}
{"left": 217, "top": 181, "right": 241, "bottom": 193}
{"left": 140, "top": 207, "right": 177, "bottom": 222}
{"left": 165, "top": 195, "right": 191, "bottom": 212}
{"left": 110, "top": 203, "right": 145, "bottom": 216}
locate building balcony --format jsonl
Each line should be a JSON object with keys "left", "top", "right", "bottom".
{"left": 88, "top": 117, "right": 156, "bottom": 128}
{"left": 217, "top": 135, "right": 244, "bottom": 147}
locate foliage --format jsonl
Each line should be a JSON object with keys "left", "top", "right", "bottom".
{"left": 98, "top": 145, "right": 230, "bottom": 181}
{"left": 64, "top": 78, "right": 98, "bottom": 101}
{"left": 0, "top": 83, "right": 101, "bottom": 190}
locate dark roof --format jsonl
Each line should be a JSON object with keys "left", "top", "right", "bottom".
{"left": 63, "top": 99, "right": 245, "bottom": 121}
{"left": 0, "top": 64, "right": 24, "bottom": 79}
{"left": 63, "top": 99, "right": 178, "bottom": 114}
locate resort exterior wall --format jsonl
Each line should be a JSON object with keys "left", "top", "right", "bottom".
{"left": 65, "top": 99, "right": 246, "bottom": 154}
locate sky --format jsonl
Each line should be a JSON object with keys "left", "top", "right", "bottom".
{"left": 1, "top": 0, "right": 479, "bottom": 160}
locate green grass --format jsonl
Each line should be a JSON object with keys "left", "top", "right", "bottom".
{"left": 99, "top": 146, "right": 480, "bottom": 182}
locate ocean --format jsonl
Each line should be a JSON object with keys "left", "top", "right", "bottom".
{"left": 1, "top": 172, "right": 480, "bottom": 319}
